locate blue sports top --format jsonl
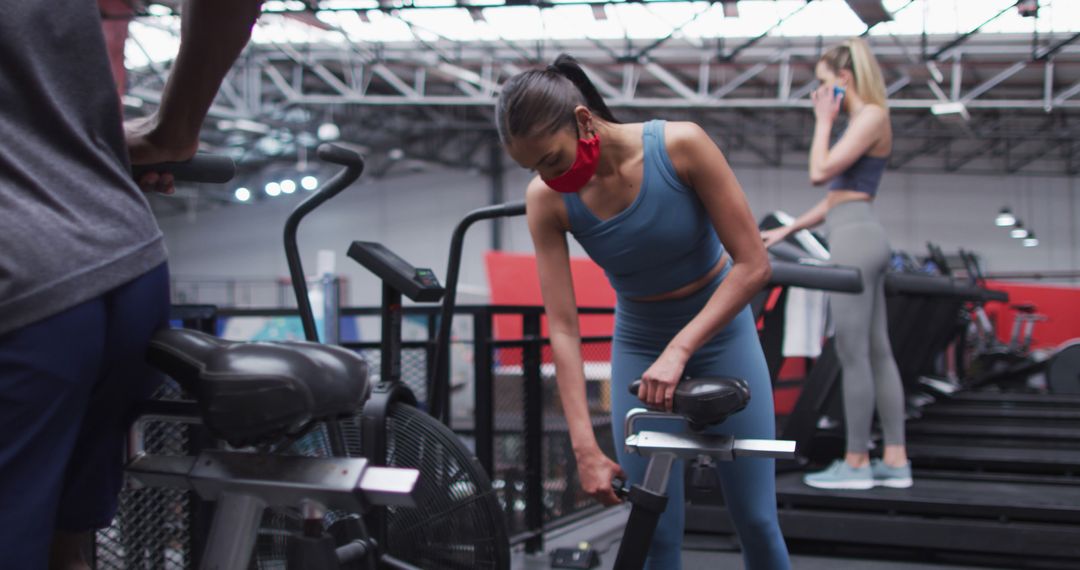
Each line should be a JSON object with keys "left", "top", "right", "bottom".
{"left": 561, "top": 120, "right": 724, "bottom": 298}
{"left": 828, "top": 154, "right": 888, "bottom": 197}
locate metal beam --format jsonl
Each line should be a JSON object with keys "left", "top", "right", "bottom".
{"left": 719, "top": 1, "right": 812, "bottom": 62}
{"left": 950, "top": 55, "right": 963, "bottom": 101}
{"left": 1053, "top": 78, "right": 1080, "bottom": 106}
{"left": 372, "top": 64, "right": 419, "bottom": 98}
{"left": 1007, "top": 138, "right": 1062, "bottom": 173}
{"left": 1044, "top": 59, "right": 1054, "bottom": 112}
{"left": 961, "top": 61, "right": 1028, "bottom": 103}
{"left": 778, "top": 54, "right": 792, "bottom": 100}
{"left": 886, "top": 74, "right": 911, "bottom": 97}
{"left": 790, "top": 78, "right": 820, "bottom": 100}
{"left": 945, "top": 138, "right": 999, "bottom": 172}
{"left": 643, "top": 61, "right": 699, "bottom": 101}
{"left": 632, "top": 2, "right": 713, "bottom": 61}
{"left": 713, "top": 60, "right": 770, "bottom": 98}
{"left": 126, "top": 29, "right": 1080, "bottom": 183}
{"left": 1035, "top": 31, "right": 1080, "bottom": 61}
{"left": 581, "top": 64, "right": 623, "bottom": 100}
{"left": 262, "top": 65, "right": 299, "bottom": 100}
{"left": 931, "top": 2, "right": 1017, "bottom": 61}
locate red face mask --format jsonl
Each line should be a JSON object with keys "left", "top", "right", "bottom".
{"left": 541, "top": 133, "right": 600, "bottom": 194}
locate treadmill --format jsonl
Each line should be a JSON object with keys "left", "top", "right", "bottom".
{"left": 890, "top": 251, "right": 1080, "bottom": 477}
{"left": 686, "top": 216, "right": 1080, "bottom": 568}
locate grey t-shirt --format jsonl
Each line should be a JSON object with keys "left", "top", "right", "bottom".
{"left": 0, "top": 2, "right": 167, "bottom": 335}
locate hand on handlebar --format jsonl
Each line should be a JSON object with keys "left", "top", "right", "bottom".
{"left": 576, "top": 449, "right": 627, "bottom": 507}
{"left": 760, "top": 227, "right": 791, "bottom": 249}
{"left": 638, "top": 349, "right": 686, "bottom": 412}
{"left": 125, "top": 115, "right": 198, "bottom": 195}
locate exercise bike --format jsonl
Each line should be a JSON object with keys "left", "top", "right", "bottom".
{"left": 125, "top": 145, "right": 425, "bottom": 570}
{"left": 955, "top": 249, "right": 1080, "bottom": 394}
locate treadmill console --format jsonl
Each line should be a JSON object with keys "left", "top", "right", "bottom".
{"left": 347, "top": 241, "right": 445, "bottom": 303}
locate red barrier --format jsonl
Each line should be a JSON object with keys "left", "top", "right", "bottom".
{"left": 485, "top": 251, "right": 615, "bottom": 353}
{"left": 984, "top": 281, "right": 1080, "bottom": 350}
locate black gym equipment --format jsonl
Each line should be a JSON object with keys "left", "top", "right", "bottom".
{"left": 130, "top": 145, "right": 511, "bottom": 569}
{"left": 612, "top": 378, "right": 794, "bottom": 570}
{"left": 129, "top": 147, "right": 425, "bottom": 570}
{"left": 953, "top": 249, "right": 1080, "bottom": 395}
{"left": 712, "top": 218, "right": 1080, "bottom": 568}
{"left": 342, "top": 237, "right": 511, "bottom": 570}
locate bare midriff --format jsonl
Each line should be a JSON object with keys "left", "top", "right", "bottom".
{"left": 628, "top": 253, "right": 731, "bottom": 303}
{"left": 826, "top": 189, "right": 873, "bottom": 207}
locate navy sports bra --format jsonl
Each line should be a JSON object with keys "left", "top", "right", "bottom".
{"left": 829, "top": 154, "right": 888, "bottom": 197}
{"left": 561, "top": 120, "right": 724, "bottom": 298}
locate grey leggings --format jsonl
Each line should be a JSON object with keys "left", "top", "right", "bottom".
{"left": 826, "top": 200, "right": 906, "bottom": 454}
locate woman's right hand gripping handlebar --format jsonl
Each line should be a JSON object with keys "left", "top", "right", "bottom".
{"left": 576, "top": 446, "right": 627, "bottom": 506}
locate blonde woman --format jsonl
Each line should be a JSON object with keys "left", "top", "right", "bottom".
{"left": 762, "top": 38, "right": 911, "bottom": 490}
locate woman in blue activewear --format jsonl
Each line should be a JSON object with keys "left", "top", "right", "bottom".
{"left": 495, "top": 54, "right": 790, "bottom": 570}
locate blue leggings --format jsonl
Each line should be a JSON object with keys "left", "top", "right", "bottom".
{"left": 610, "top": 274, "right": 789, "bottom": 570}
{"left": 0, "top": 264, "right": 169, "bottom": 568}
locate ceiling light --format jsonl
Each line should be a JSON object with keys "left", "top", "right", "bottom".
{"left": 1010, "top": 221, "right": 1028, "bottom": 239}
{"left": 931, "top": 101, "right": 970, "bottom": 124}
{"left": 234, "top": 187, "right": 251, "bottom": 202}
{"left": 995, "top": 207, "right": 1015, "bottom": 227}
{"left": 1023, "top": 233, "right": 1039, "bottom": 247}
{"left": 317, "top": 122, "right": 340, "bottom": 141}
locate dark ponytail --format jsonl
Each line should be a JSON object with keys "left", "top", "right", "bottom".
{"left": 496, "top": 53, "right": 619, "bottom": 144}
{"left": 548, "top": 54, "right": 618, "bottom": 123}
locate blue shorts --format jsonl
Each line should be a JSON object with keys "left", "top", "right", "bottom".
{"left": 0, "top": 263, "right": 169, "bottom": 567}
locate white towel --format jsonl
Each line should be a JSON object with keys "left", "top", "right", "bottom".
{"left": 783, "top": 287, "right": 829, "bottom": 358}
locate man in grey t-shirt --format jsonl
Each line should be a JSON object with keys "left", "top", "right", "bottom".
{"left": 0, "top": 2, "right": 263, "bottom": 567}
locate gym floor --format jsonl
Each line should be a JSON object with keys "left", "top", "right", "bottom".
{"left": 514, "top": 505, "right": 991, "bottom": 570}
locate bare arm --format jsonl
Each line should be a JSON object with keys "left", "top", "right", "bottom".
{"left": 788, "top": 196, "right": 831, "bottom": 232}
{"left": 763, "top": 90, "right": 888, "bottom": 244}
{"left": 526, "top": 182, "right": 593, "bottom": 452}
{"left": 762, "top": 195, "right": 831, "bottom": 247}
{"left": 129, "top": 0, "right": 264, "bottom": 165}
{"left": 809, "top": 88, "right": 888, "bottom": 185}
{"left": 637, "top": 123, "right": 771, "bottom": 409}
{"left": 525, "top": 181, "right": 626, "bottom": 505}
{"left": 671, "top": 123, "right": 771, "bottom": 352}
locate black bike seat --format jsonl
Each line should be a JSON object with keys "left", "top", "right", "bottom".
{"left": 628, "top": 376, "right": 750, "bottom": 430}
{"left": 147, "top": 328, "right": 369, "bottom": 446}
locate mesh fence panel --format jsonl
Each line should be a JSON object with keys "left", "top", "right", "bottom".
{"left": 401, "top": 347, "right": 429, "bottom": 405}
{"left": 487, "top": 339, "right": 615, "bottom": 537}
{"left": 491, "top": 346, "right": 528, "bottom": 536}
{"left": 96, "top": 380, "right": 192, "bottom": 570}
{"left": 352, "top": 347, "right": 429, "bottom": 405}
{"left": 543, "top": 341, "right": 615, "bottom": 524}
